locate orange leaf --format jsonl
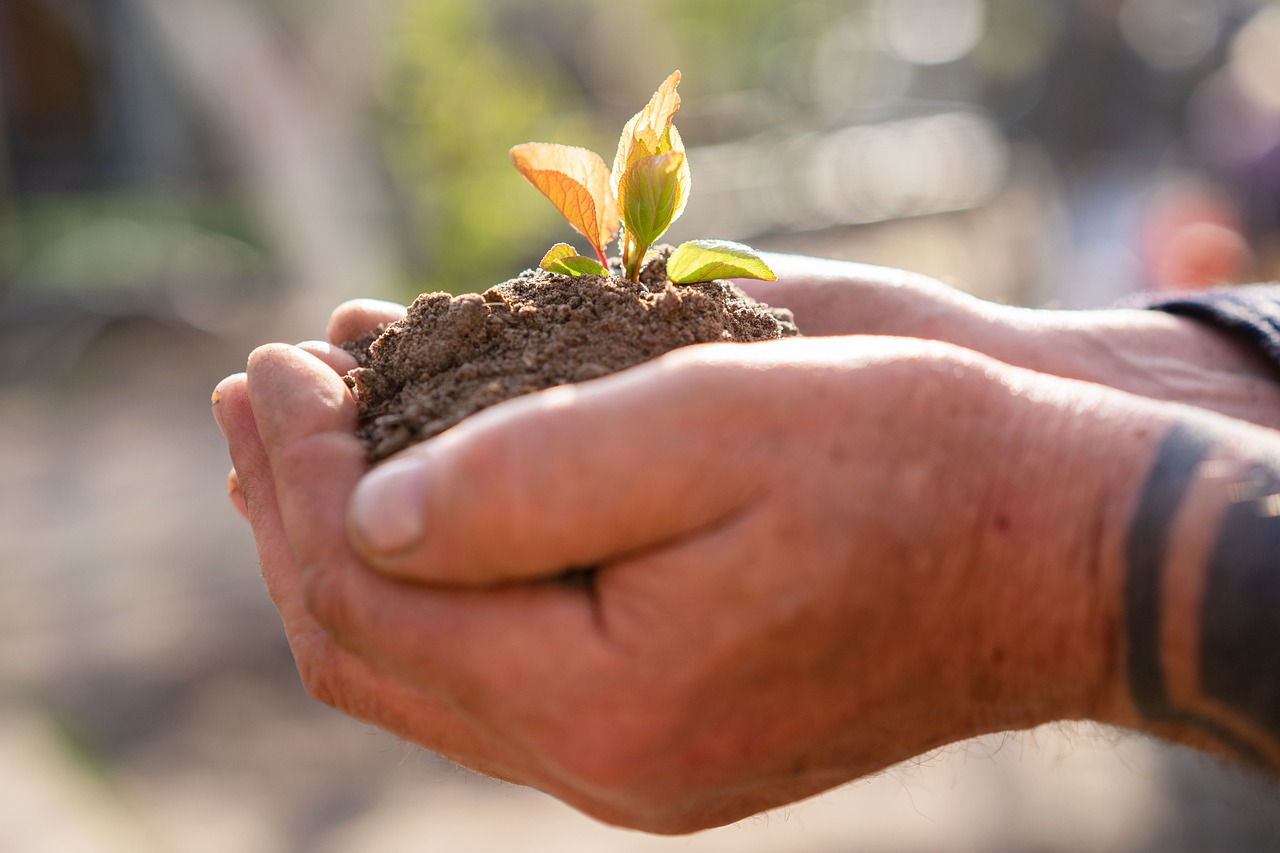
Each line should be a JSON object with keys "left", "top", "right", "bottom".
{"left": 511, "top": 143, "right": 619, "bottom": 255}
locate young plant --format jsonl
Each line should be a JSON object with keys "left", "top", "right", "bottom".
{"left": 511, "top": 71, "right": 776, "bottom": 285}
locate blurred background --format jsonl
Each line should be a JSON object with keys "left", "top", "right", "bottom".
{"left": 3, "top": 0, "right": 1280, "bottom": 850}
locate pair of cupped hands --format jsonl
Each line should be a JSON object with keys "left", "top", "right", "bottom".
{"left": 213, "top": 254, "right": 1280, "bottom": 833}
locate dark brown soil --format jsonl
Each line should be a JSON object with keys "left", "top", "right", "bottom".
{"left": 344, "top": 252, "right": 798, "bottom": 462}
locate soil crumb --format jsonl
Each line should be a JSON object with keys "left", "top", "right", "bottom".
{"left": 345, "top": 253, "right": 798, "bottom": 462}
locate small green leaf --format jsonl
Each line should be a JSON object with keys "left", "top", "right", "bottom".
{"left": 540, "top": 242, "right": 577, "bottom": 265}
{"left": 539, "top": 243, "right": 608, "bottom": 276}
{"left": 620, "top": 151, "right": 685, "bottom": 251}
{"left": 667, "top": 240, "right": 778, "bottom": 284}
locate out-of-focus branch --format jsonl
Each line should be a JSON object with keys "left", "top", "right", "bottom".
{"left": 130, "top": 0, "right": 401, "bottom": 334}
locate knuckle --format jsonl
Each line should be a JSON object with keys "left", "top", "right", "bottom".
{"left": 557, "top": 699, "right": 718, "bottom": 833}
{"left": 540, "top": 699, "right": 675, "bottom": 803}
{"left": 292, "top": 627, "right": 393, "bottom": 730}
{"left": 299, "top": 561, "right": 356, "bottom": 645}
{"left": 292, "top": 631, "right": 343, "bottom": 709}
{"left": 571, "top": 799, "right": 697, "bottom": 836}
{"left": 608, "top": 807, "right": 707, "bottom": 836}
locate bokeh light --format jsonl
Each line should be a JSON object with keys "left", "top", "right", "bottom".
{"left": 1118, "top": 0, "right": 1222, "bottom": 72}
{"left": 876, "top": 0, "right": 986, "bottom": 66}
{"left": 1231, "top": 5, "right": 1280, "bottom": 114}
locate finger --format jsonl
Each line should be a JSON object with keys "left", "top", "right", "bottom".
{"left": 212, "top": 381, "right": 250, "bottom": 521}
{"left": 227, "top": 468, "right": 248, "bottom": 520}
{"left": 296, "top": 339, "right": 358, "bottom": 374}
{"left": 218, "top": 366, "right": 529, "bottom": 779}
{"left": 346, "top": 350, "right": 769, "bottom": 586}
{"left": 244, "top": 344, "right": 363, "bottom": 568}
{"left": 218, "top": 367, "right": 342, "bottom": 632}
{"left": 326, "top": 298, "right": 406, "bottom": 345}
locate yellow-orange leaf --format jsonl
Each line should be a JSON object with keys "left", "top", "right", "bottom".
{"left": 611, "top": 71, "right": 682, "bottom": 197}
{"left": 640, "top": 71, "right": 681, "bottom": 141}
{"left": 511, "top": 143, "right": 619, "bottom": 255}
{"left": 663, "top": 125, "right": 690, "bottom": 225}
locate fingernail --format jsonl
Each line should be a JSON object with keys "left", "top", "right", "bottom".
{"left": 295, "top": 339, "right": 333, "bottom": 356}
{"left": 350, "top": 457, "right": 427, "bottom": 555}
{"left": 211, "top": 388, "right": 227, "bottom": 438}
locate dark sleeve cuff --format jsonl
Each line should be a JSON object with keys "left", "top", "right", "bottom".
{"left": 1132, "top": 284, "right": 1280, "bottom": 374}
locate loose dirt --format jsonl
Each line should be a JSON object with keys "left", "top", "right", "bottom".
{"left": 344, "top": 252, "right": 798, "bottom": 462}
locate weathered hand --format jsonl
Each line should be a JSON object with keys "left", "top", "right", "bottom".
{"left": 214, "top": 328, "right": 1170, "bottom": 833}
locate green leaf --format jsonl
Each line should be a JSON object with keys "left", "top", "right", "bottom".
{"left": 667, "top": 240, "right": 778, "bottom": 284}
{"left": 539, "top": 243, "right": 608, "bottom": 277}
{"left": 540, "top": 242, "right": 577, "bottom": 265}
{"left": 620, "top": 151, "right": 686, "bottom": 254}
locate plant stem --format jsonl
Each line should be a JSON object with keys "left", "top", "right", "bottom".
{"left": 629, "top": 238, "right": 650, "bottom": 282}
{"left": 621, "top": 231, "right": 637, "bottom": 281}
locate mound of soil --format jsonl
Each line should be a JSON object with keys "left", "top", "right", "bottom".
{"left": 344, "top": 252, "right": 798, "bottom": 462}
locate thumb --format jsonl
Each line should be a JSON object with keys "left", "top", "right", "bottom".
{"left": 346, "top": 351, "right": 769, "bottom": 586}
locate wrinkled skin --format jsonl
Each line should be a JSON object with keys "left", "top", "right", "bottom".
{"left": 213, "top": 256, "right": 1280, "bottom": 833}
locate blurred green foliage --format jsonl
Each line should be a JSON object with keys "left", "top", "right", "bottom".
{"left": 0, "top": 192, "right": 269, "bottom": 296}
{"left": 379, "top": 1, "right": 599, "bottom": 295}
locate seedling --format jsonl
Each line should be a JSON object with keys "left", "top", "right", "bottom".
{"left": 511, "top": 72, "right": 776, "bottom": 285}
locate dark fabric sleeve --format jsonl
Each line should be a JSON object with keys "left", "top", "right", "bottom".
{"left": 1132, "top": 284, "right": 1280, "bottom": 375}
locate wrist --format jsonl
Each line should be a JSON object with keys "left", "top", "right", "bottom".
{"left": 957, "top": 366, "right": 1176, "bottom": 732}
{"left": 1091, "top": 413, "right": 1280, "bottom": 768}
{"left": 975, "top": 369, "right": 1280, "bottom": 770}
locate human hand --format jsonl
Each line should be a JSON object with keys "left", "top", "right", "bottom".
{"left": 740, "top": 254, "right": 1280, "bottom": 428}
{"left": 214, "top": 323, "right": 1170, "bottom": 832}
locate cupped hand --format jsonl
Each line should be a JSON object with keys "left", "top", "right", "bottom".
{"left": 213, "top": 322, "right": 1159, "bottom": 833}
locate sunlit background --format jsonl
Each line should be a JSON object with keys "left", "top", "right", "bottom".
{"left": 3, "top": 1, "right": 1280, "bottom": 850}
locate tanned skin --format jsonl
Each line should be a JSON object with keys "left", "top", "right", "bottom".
{"left": 215, "top": 256, "right": 1280, "bottom": 833}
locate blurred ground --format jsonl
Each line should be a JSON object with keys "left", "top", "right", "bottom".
{"left": 2, "top": 309, "right": 1280, "bottom": 852}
